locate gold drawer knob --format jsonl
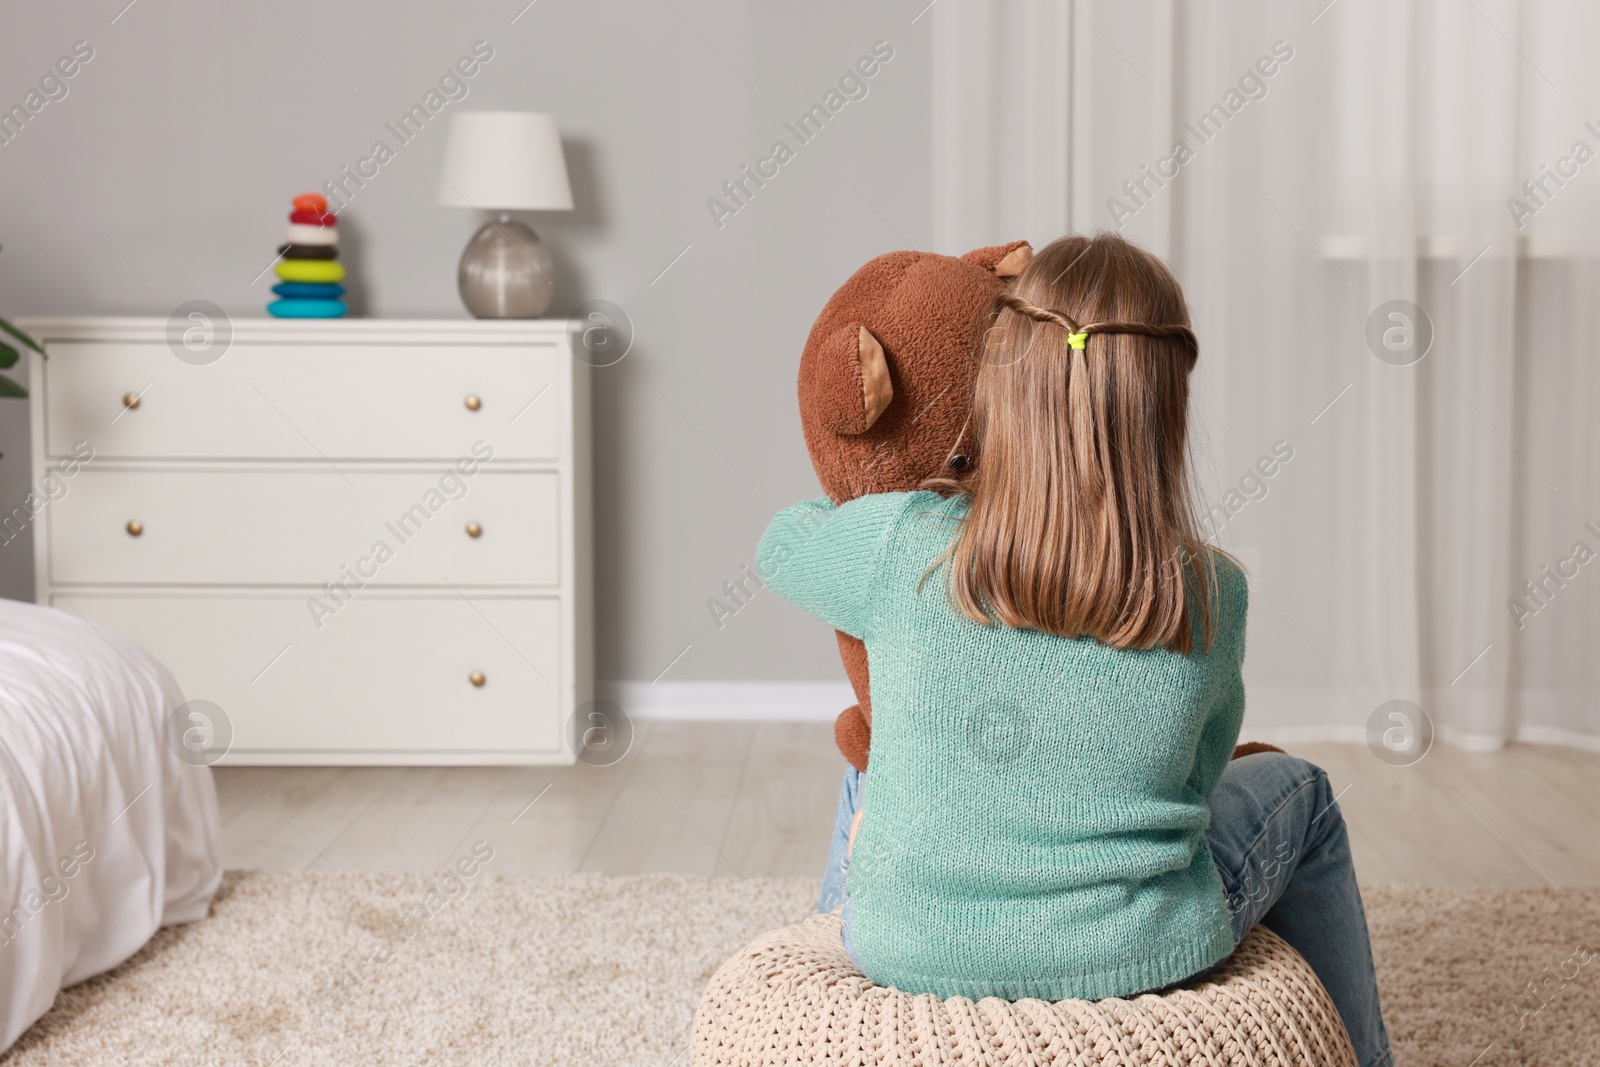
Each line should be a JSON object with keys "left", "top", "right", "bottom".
{"left": 464, "top": 394, "right": 482, "bottom": 411}
{"left": 468, "top": 670, "right": 486, "bottom": 687}
{"left": 122, "top": 392, "right": 141, "bottom": 410}
{"left": 126, "top": 520, "right": 144, "bottom": 537}
{"left": 465, "top": 521, "right": 483, "bottom": 538}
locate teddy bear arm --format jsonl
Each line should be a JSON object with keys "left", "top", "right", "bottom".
{"left": 834, "top": 706, "right": 871, "bottom": 773}
{"left": 834, "top": 630, "right": 872, "bottom": 770}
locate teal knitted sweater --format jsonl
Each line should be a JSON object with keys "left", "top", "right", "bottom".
{"left": 757, "top": 491, "right": 1248, "bottom": 1001}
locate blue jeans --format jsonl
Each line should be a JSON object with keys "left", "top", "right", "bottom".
{"left": 817, "top": 752, "right": 1392, "bottom": 1067}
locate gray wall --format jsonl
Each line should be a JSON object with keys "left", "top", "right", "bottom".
{"left": 0, "top": 0, "right": 933, "bottom": 684}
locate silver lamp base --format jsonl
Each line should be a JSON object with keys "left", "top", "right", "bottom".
{"left": 457, "top": 215, "right": 554, "bottom": 319}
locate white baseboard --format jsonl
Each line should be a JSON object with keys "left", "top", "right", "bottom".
{"left": 1237, "top": 722, "right": 1600, "bottom": 753}
{"left": 1495, "top": 724, "right": 1600, "bottom": 753}
{"left": 599, "top": 681, "right": 853, "bottom": 722}
{"left": 600, "top": 681, "right": 1600, "bottom": 751}
{"left": 1239, "top": 723, "right": 1518, "bottom": 752}
{"left": 1234, "top": 724, "right": 1366, "bottom": 746}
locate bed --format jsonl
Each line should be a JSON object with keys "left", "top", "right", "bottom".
{"left": 0, "top": 598, "right": 221, "bottom": 1052}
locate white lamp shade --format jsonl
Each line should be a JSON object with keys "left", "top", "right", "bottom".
{"left": 437, "top": 111, "right": 574, "bottom": 211}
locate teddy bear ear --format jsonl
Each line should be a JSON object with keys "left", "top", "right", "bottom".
{"left": 962, "top": 240, "right": 1033, "bottom": 278}
{"left": 855, "top": 326, "right": 894, "bottom": 430}
{"left": 808, "top": 324, "right": 894, "bottom": 435}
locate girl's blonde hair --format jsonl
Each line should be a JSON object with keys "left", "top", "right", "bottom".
{"left": 929, "top": 233, "right": 1219, "bottom": 654}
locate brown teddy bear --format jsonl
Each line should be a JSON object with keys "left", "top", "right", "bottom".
{"left": 797, "top": 242, "right": 1280, "bottom": 771}
{"left": 798, "top": 241, "right": 1032, "bottom": 771}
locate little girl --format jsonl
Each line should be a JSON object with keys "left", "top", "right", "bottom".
{"left": 757, "top": 234, "right": 1391, "bottom": 1067}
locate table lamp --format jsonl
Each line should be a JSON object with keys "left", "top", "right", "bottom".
{"left": 438, "top": 111, "right": 574, "bottom": 318}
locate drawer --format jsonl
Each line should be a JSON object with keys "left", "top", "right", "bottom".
{"left": 43, "top": 341, "right": 562, "bottom": 461}
{"left": 49, "top": 468, "right": 559, "bottom": 587}
{"left": 50, "top": 593, "right": 567, "bottom": 759}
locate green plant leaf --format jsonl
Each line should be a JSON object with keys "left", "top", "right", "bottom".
{"left": 0, "top": 341, "right": 16, "bottom": 369}
{"left": 0, "top": 374, "right": 27, "bottom": 398}
{"left": 0, "top": 317, "right": 44, "bottom": 356}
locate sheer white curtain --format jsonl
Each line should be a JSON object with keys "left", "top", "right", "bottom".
{"left": 934, "top": 0, "right": 1599, "bottom": 750}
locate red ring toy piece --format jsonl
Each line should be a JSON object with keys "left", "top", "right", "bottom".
{"left": 289, "top": 210, "right": 337, "bottom": 226}
{"left": 292, "top": 193, "right": 329, "bottom": 213}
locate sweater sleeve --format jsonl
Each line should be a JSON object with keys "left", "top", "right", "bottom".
{"left": 755, "top": 493, "right": 909, "bottom": 639}
{"left": 1189, "top": 559, "right": 1250, "bottom": 800}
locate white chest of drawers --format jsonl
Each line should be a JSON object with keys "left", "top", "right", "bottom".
{"left": 22, "top": 317, "right": 590, "bottom": 765}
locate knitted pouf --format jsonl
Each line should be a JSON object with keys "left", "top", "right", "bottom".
{"left": 692, "top": 913, "right": 1357, "bottom": 1067}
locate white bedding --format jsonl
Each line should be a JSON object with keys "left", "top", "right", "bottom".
{"left": 0, "top": 599, "right": 221, "bottom": 1052}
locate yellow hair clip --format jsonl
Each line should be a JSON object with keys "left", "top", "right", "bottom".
{"left": 1066, "top": 331, "right": 1088, "bottom": 350}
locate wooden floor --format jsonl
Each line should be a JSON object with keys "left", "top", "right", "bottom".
{"left": 213, "top": 724, "right": 1600, "bottom": 887}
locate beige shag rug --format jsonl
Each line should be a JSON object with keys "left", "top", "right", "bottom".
{"left": 2, "top": 874, "right": 1595, "bottom": 1067}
